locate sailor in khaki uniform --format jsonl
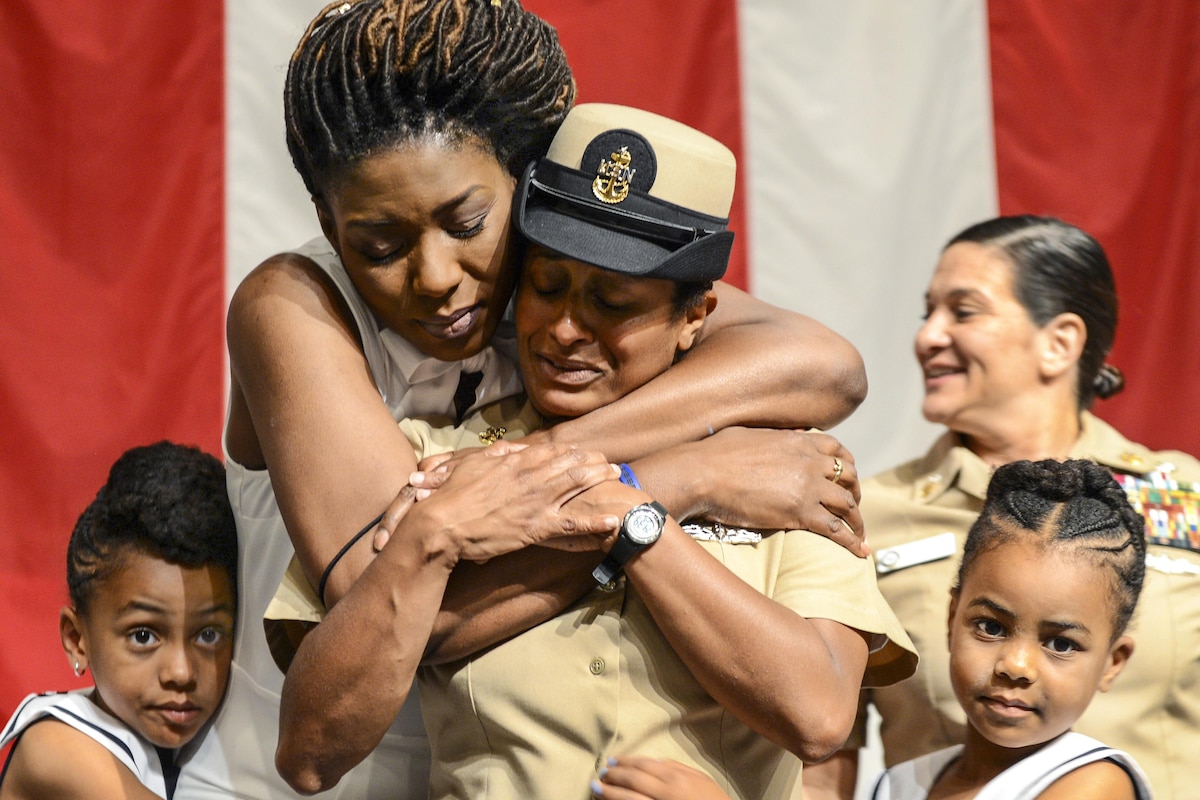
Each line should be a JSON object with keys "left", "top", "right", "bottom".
{"left": 270, "top": 390, "right": 918, "bottom": 799}
{"left": 408, "top": 397, "right": 915, "bottom": 800}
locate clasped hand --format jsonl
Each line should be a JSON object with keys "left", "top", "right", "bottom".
{"left": 371, "top": 442, "right": 622, "bottom": 561}
{"left": 681, "top": 427, "right": 867, "bottom": 557}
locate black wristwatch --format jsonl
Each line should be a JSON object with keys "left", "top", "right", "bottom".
{"left": 592, "top": 501, "right": 668, "bottom": 585}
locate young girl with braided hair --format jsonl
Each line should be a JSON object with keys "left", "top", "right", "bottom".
{"left": 0, "top": 442, "right": 236, "bottom": 800}
{"left": 203, "top": 1, "right": 869, "bottom": 798}
{"left": 866, "top": 458, "right": 1153, "bottom": 799}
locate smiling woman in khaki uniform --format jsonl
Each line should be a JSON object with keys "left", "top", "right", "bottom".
{"left": 803, "top": 216, "right": 1200, "bottom": 800}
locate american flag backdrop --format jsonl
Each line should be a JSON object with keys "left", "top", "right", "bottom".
{"left": 2, "top": 0, "right": 1198, "bottom": 766}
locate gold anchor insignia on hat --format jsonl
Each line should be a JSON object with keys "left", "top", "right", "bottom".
{"left": 592, "top": 146, "right": 635, "bottom": 204}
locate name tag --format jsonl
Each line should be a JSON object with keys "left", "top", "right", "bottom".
{"left": 875, "top": 532, "right": 957, "bottom": 575}
{"left": 682, "top": 522, "right": 762, "bottom": 544}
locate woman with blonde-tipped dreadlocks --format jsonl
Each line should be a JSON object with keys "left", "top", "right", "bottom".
{"left": 182, "top": 2, "right": 869, "bottom": 798}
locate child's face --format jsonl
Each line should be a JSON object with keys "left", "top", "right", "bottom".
{"left": 947, "top": 538, "right": 1133, "bottom": 752}
{"left": 61, "top": 552, "right": 235, "bottom": 749}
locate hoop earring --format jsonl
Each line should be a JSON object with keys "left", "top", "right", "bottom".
{"left": 73, "top": 661, "right": 85, "bottom": 677}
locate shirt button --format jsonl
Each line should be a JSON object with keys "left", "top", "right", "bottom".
{"left": 589, "top": 658, "right": 605, "bottom": 675}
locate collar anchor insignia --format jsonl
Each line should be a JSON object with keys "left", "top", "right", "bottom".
{"left": 478, "top": 426, "right": 507, "bottom": 445}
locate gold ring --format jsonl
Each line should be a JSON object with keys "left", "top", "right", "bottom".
{"left": 832, "top": 457, "right": 844, "bottom": 482}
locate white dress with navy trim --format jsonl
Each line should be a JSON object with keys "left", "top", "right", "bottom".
{"left": 1, "top": 689, "right": 178, "bottom": 799}
{"left": 869, "top": 732, "right": 1154, "bottom": 799}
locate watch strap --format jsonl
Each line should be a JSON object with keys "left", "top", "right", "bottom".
{"left": 591, "top": 501, "right": 667, "bottom": 585}
{"left": 591, "top": 553, "right": 623, "bottom": 586}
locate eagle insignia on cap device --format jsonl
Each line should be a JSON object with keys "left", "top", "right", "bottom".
{"left": 515, "top": 103, "right": 736, "bottom": 283}
{"left": 593, "top": 145, "right": 634, "bottom": 204}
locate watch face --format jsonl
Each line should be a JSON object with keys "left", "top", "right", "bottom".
{"left": 625, "top": 505, "right": 664, "bottom": 545}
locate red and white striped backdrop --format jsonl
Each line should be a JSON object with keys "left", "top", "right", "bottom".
{"left": 3, "top": 0, "right": 1197, "bottom": 738}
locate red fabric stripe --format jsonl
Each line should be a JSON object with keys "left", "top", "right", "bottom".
{"left": 990, "top": 1, "right": 1200, "bottom": 457}
{"left": 0, "top": 1, "right": 225, "bottom": 722}
{"left": 523, "top": 0, "right": 748, "bottom": 289}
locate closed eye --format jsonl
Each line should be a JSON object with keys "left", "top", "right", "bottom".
{"left": 358, "top": 239, "right": 411, "bottom": 265}
{"left": 593, "top": 293, "right": 630, "bottom": 313}
{"left": 448, "top": 213, "right": 488, "bottom": 240}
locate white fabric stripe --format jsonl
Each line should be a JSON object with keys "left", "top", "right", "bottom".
{"left": 738, "top": 5, "right": 995, "bottom": 795}
{"left": 226, "top": 0, "right": 327, "bottom": 307}
{"left": 739, "top": 0, "right": 998, "bottom": 477}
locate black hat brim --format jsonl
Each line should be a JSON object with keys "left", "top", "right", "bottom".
{"left": 515, "top": 160, "right": 733, "bottom": 283}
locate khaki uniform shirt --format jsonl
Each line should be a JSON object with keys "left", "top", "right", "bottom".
{"left": 859, "top": 412, "right": 1200, "bottom": 800}
{"left": 271, "top": 397, "right": 918, "bottom": 800}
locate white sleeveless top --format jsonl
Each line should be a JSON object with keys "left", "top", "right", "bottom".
{"left": 2, "top": 689, "right": 178, "bottom": 799}
{"left": 869, "top": 731, "right": 1154, "bottom": 800}
{"left": 175, "top": 237, "right": 521, "bottom": 799}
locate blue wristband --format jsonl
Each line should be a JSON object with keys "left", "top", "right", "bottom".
{"left": 617, "top": 463, "right": 642, "bottom": 490}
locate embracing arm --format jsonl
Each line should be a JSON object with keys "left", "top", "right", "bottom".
{"left": 425, "top": 284, "right": 866, "bottom": 658}
{"left": 415, "top": 424, "right": 867, "bottom": 663}
{"left": 418, "top": 422, "right": 869, "bottom": 663}
{"left": 630, "top": 529, "right": 869, "bottom": 760}
{"left": 571, "top": 482, "right": 871, "bottom": 762}
{"left": 226, "top": 254, "right": 423, "bottom": 605}
{"left": 276, "top": 446, "right": 620, "bottom": 793}
{"left": 276, "top": 500, "right": 452, "bottom": 795}
{"left": 538, "top": 282, "right": 866, "bottom": 461}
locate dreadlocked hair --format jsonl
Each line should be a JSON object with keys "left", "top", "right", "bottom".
{"left": 67, "top": 441, "right": 237, "bottom": 615}
{"left": 957, "top": 459, "right": 1146, "bottom": 639}
{"left": 286, "top": 0, "right": 576, "bottom": 198}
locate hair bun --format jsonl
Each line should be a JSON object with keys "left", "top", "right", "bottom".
{"left": 1093, "top": 363, "right": 1125, "bottom": 400}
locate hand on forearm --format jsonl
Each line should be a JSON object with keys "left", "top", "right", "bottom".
{"left": 632, "top": 428, "right": 867, "bottom": 556}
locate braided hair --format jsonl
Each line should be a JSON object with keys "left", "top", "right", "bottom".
{"left": 285, "top": 0, "right": 575, "bottom": 199}
{"left": 67, "top": 441, "right": 237, "bottom": 614}
{"left": 946, "top": 216, "right": 1122, "bottom": 410}
{"left": 956, "top": 459, "right": 1146, "bottom": 639}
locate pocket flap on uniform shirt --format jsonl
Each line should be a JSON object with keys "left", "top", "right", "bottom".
{"left": 875, "top": 532, "right": 957, "bottom": 575}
